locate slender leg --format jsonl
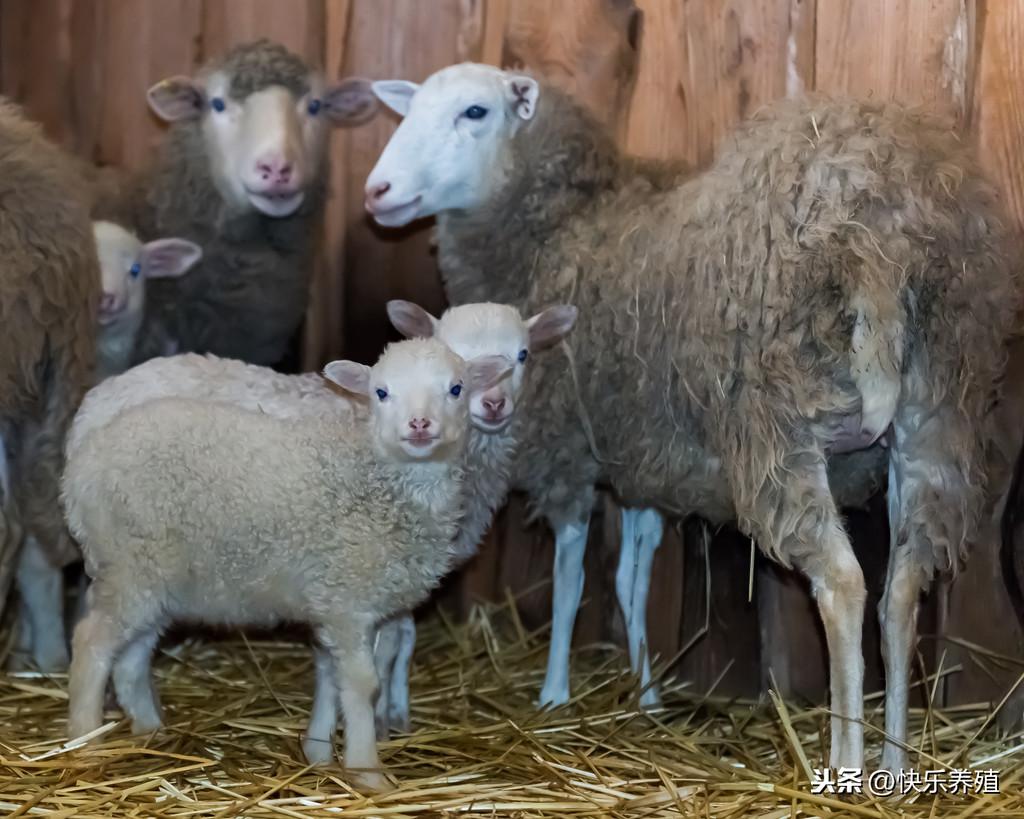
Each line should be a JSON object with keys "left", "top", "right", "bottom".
{"left": 321, "top": 618, "right": 388, "bottom": 791}
{"left": 68, "top": 604, "right": 129, "bottom": 739}
{"left": 372, "top": 618, "right": 401, "bottom": 740}
{"left": 623, "top": 508, "right": 663, "bottom": 707}
{"left": 387, "top": 613, "right": 416, "bottom": 732}
{"left": 539, "top": 512, "right": 591, "bottom": 707}
{"left": 303, "top": 642, "right": 338, "bottom": 765}
{"left": 111, "top": 628, "right": 163, "bottom": 734}
{"left": 13, "top": 536, "right": 68, "bottom": 671}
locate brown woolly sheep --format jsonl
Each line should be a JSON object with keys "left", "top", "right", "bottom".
{"left": 365, "top": 63, "right": 1019, "bottom": 771}
{"left": 86, "top": 39, "right": 377, "bottom": 367}
{"left": 0, "top": 100, "right": 99, "bottom": 641}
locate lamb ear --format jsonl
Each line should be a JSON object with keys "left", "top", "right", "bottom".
{"left": 148, "top": 76, "right": 204, "bottom": 122}
{"left": 324, "top": 77, "right": 378, "bottom": 126}
{"left": 505, "top": 75, "right": 539, "bottom": 121}
{"left": 372, "top": 80, "right": 419, "bottom": 117}
{"left": 386, "top": 300, "right": 439, "bottom": 339}
{"left": 527, "top": 304, "right": 578, "bottom": 351}
{"left": 466, "top": 354, "right": 513, "bottom": 392}
{"left": 323, "top": 360, "right": 372, "bottom": 396}
{"left": 139, "top": 238, "right": 202, "bottom": 279}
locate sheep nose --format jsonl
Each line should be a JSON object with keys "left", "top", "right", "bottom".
{"left": 368, "top": 181, "right": 391, "bottom": 200}
{"left": 99, "top": 292, "right": 118, "bottom": 313}
{"left": 256, "top": 155, "right": 294, "bottom": 184}
{"left": 482, "top": 396, "right": 506, "bottom": 414}
{"left": 409, "top": 417, "right": 431, "bottom": 432}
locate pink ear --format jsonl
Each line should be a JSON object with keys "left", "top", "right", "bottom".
{"left": 147, "top": 76, "right": 204, "bottom": 122}
{"left": 323, "top": 360, "right": 371, "bottom": 395}
{"left": 324, "top": 77, "right": 379, "bottom": 126}
{"left": 527, "top": 304, "right": 577, "bottom": 351}
{"left": 139, "top": 239, "right": 202, "bottom": 279}
{"left": 386, "top": 300, "right": 438, "bottom": 338}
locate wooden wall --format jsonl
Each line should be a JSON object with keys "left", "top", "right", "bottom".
{"left": 3, "top": 0, "right": 1023, "bottom": 706}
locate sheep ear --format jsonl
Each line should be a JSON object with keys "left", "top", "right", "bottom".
{"left": 372, "top": 80, "right": 419, "bottom": 117}
{"left": 387, "top": 300, "right": 439, "bottom": 339}
{"left": 527, "top": 304, "right": 577, "bottom": 351}
{"left": 323, "top": 360, "right": 371, "bottom": 396}
{"left": 467, "top": 354, "right": 513, "bottom": 392}
{"left": 505, "top": 75, "right": 539, "bottom": 121}
{"left": 148, "top": 76, "right": 204, "bottom": 122}
{"left": 139, "top": 239, "right": 202, "bottom": 279}
{"left": 324, "top": 77, "right": 378, "bottom": 126}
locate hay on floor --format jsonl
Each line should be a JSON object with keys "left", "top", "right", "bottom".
{"left": 0, "top": 600, "right": 1021, "bottom": 818}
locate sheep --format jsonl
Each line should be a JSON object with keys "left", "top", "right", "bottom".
{"left": 85, "top": 39, "right": 378, "bottom": 367}
{"left": 59, "top": 299, "right": 575, "bottom": 738}
{"left": 364, "top": 63, "right": 1018, "bottom": 771}
{"left": 64, "top": 338, "right": 512, "bottom": 790}
{"left": 0, "top": 100, "right": 99, "bottom": 660}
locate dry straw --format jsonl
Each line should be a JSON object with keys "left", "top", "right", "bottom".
{"left": 0, "top": 599, "right": 1021, "bottom": 818}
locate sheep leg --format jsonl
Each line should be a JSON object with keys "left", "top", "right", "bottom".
{"left": 111, "top": 628, "right": 163, "bottom": 734}
{"left": 321, "top": 619, "right": 388, "bottom": 791}
{"left": 304, "top": 642, "right": 338, "bottom": 765}
{"left": 12, "top": 536, "right": 68, "bottom": 671}
{"left": 616, "top": 507, "right": 663, "bottom": 708}
{"left": 372, "top": 618, "right": 401, "bottom": 740}
{"left": 387, "top": 613, "right": 416, "bottom": 732}
{"left": 538, "top": 511, "right": 591, "bottom": 707}
{"left": 68, "top": 603, "right": 130, "bottom": 739}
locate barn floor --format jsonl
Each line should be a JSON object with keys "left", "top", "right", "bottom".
{"left": 0, "top": 601, "right": 1021, "bottom": 818}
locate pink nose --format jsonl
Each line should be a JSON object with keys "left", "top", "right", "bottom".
{"left": 409, "top": 417, "right": 431, "bottom": 432}
{"left": 99, "top": 292, "right": 118, "bottom": 313}
{"left": 482, "top": 396, "right": 506, "bottom": 415}
{"left": 367, "top": 181, "right": 391, "bottom": 201}
{"left": 256, "top": 155, "right": 294, "bottom": 185}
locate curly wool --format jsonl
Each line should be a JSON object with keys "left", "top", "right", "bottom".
{"left": 89, "top": 40, "right": 326, "bottom": 367}
{"left": 0, "top": 100, "right": 99, "bottom": 572}
{"left": 436, "top": 87, "right": 1017, "bottom": 574}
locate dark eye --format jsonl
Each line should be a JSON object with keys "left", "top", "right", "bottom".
{"left": 449, "top": 384, "right": 462, "bottom": 397}
{"left": 464, "top": 105, "right": 488, "bottom": 120}
{"left": 375, "top": 388, "right": 388, "bottom": 401}
{"left": 308, "top": 98, "right": 322, "bottom": 116}
{"left": 129, "top": 262, "right": 141, "bottom": 280}
{"left": 210, "top": 97, "right": 226, "bottom": 113}
{"left": 518, "top": 349, "right": 528, "bottom": 363}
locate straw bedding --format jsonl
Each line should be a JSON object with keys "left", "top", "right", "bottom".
{"left": 0, "top": 599, "right": 1021, "bottom": 818}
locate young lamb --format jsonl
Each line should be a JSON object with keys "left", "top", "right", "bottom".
{"left": 84, "top": 39, "right": 377, "bottom": 367}
{"left": 364, "top": 64, "right": 1018, "bottom": 770}
{"left": 64, "top": 338, "right": 511, "bottom": 790}
{"left": 0, "top": 100, "right": 99, "bottom": 644}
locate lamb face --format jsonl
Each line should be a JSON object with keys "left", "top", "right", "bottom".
{"left": 324, "top": 338, "right": 512, "bottom": 462}
{"left": 148, "top": 40, "right": 377, "bottom": 218}
{"left": 387, "top": 301, "right": 577, "bottom": 433}
{"left": 365, "top": 63, "right": 538, "bottom": 226}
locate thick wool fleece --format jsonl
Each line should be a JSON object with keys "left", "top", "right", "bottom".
{"left": 63, "top": 396, "right": 462, "bottom": 631}
{"left": 436, "top": 87, "right": 1017, "bottom": 575}
{"left": 89, "top": 41, "right": 325, "bottom": 367}
{"left": 0, "top": 100, "right": 99, "bottom": 575}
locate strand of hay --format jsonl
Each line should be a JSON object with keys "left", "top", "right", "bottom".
{"left": 0, "top": 599, "right": 1021, "bottom": 817}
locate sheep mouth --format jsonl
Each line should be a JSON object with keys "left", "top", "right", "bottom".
{"left": 97, "top": 307, "right": 126, "bottom": 326}
{"left": 399, "top": 433, "right": 442, "bottom": 458}
{"left": 367, "top": 195, "right": 423, "bottom": 228}
{"left": 470, "top": 412, "right": 512, "bottom": 433}
{"left": 247, "top": 190, "right": 305, "bottom": 218}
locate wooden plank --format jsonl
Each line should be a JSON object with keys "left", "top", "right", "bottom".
{"left": 200, "top": 0, "right": 325, "bottom": 58}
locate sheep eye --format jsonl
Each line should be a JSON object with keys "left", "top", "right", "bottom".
{"left": 375, "top": 388, "right": 388, "bottom": 401}
{"left": 210, "top": 97, "right": 226, "bottom": 113}
{"left": 129, "top": 262, "right": 141, "bottom": 280}
{"left": 517, "top": 349, "right": 528, "bottom": 363}
{"left": 464, "top": 105, "right": 488, "bottom": 120}
{"left": 449, "top": 384, "right": 463, "bottom": 398}
{"left": 308, "top": 98, "right": 322, "bottom": 116}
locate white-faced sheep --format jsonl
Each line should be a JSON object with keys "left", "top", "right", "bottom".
{"left": 365, "top": 63, "right": 1018, "bottom": 771}
{"left": 64, "top": 339, "right": 512, "bottom": 790}
{"left": 85, "top": 39, "right": 377, "bottom": 367}
{"left": 0, "top": 100, "right": 99, "bottom": 652}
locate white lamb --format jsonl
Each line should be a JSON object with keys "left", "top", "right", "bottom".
{"left": 63, "top": 338, "right": 511, "bottom": 790}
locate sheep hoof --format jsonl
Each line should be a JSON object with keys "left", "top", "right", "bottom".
{"left": 302, "top": 737, "right": 335, "bottom": 767}
{"left": 878, "top": 747, "right": 909, "bottom": 775}
{"left": 130, "top": 717, "right": 163, "bottom": 736}
{"left": 638, "top": 685, "right": 662, "bottom": 710}
{"left": 350, "top": 770, "right": 392, "bottom": 793}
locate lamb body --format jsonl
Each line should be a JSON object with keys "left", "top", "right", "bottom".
{"left": 65, "top": 338, "right": 510, "bottom": 788}
{"left": 366, "top": 65, "right": 1017, "bottom": 770}
{"left": 0, "top": 100, "right": 99, "bottom": 636}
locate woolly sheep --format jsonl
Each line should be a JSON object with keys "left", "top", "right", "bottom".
{"left": 365, "top": 64, "right": 1018, "bottom": 771}
{"left": 0, "top": 100, "right": 99, "bottom": 652}
{"left": 64, "top": 338, "right": 512, "bottom": 790}
{"left": 85, "top": 39, "right": 377, "bottom": 366}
